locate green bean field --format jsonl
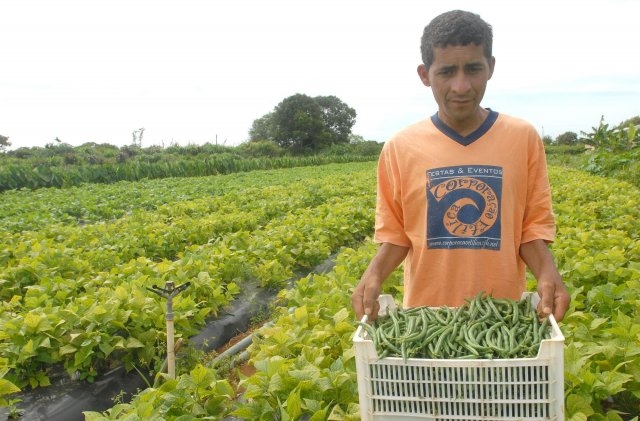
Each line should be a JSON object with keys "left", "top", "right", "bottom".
{"left": 2, "top": 160, "right": 640, "bottom": 420}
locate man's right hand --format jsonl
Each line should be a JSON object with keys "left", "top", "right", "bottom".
{"left": 351, "top": 242, "right": 409, "bottom": 321}
{"left": 351, "top": 282, "right": 382, "bottom": 321}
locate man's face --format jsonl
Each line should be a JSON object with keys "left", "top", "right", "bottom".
{"left": 417, "top": 43, "right": 495, "bottom": 133}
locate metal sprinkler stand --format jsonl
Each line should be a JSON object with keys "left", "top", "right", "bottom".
{"left": 147, "top": 281, "right": 190, "bottom": 379}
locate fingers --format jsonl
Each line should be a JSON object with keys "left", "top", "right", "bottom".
{"left": 350, "top": 290, "right": 365, "bottom": 320}
{"left": 537, "top": 283, "right": 554, "bottom": 319}
{"left": 537, "top": 280, "right": 571, "bottom": 322}
{"left": 363, "top": 295, "right": 380, "bottom": 322}
{"left": 552, "top": 288, "right": 571, "bottom": 322}
{"left": 351, "top": 285, "right": 381, "bottom": 321}
{"left": 363, "top": 293, "right": 375, "bottom": 318}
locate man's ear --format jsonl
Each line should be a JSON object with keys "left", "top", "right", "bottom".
{"left": 488, "top": 56, "right": 496, "bottom": 80}
{"left": 417, "top": 64, "right": 430, "bottom": 87}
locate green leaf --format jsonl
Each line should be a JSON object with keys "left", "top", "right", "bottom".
{"left": 332, "top": 308, "right": 350, "bottom": 324}
{"left": 125, "top": 337, "right": 145, "bottom": 349}
{"left": 115, "top": 285, "right": 129, "bottom": 301}
{"left": 212, "top": 379, "right": 235, "bottom": 397}
{"left": 603, "top": 412, "right": 626, "bottom": 421}
{"left": 98, "top": 342, "right": 114, "bottom": 357}
{"left": 18, "top": 339, "right": 36, "bottom": 362}
{"left": 566, "top": 393, "right": 594, "bottom": 421}
{"left": 327, "top": 404, "right": 347, "bottom": 420}
{"left": 268, "top": 373, "right": 284, "bottom": 394}
{"left": 189, "top": 364, "right": 215, "bottom": 389}
{"left": 59, "top": 344, "right": 78, "bottom": 356}
{"left": 174, "top": 415, "right": 198, "bottom": 421}
{"left": 285, "top": 385, "right": 302, "bottom": 419}
{"left": 0, "top": 378, "right": 21, "bottom": 397}
{"left": 598, "top": 370, "right": 633, "bottom": 396}
{"left": 293, "top": 306, "right": 308, "bottom": 326}
{"left": 333, "top": 321, "right": 354, "bottom": 335}
{"left": 35, "top": 371, "right": 51, "bottom": 387}
{"left": 24, "top": 312, "right": 42, "bottom": 331}
{"left": 289, "top": 366, "right": 320, "bottom": 383}
{"left": 74, "top": 345, "right": 94, "bottom": 367}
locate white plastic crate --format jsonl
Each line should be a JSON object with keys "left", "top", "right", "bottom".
{"left": 353, "top": 294, "right": 565, "bottom": 420}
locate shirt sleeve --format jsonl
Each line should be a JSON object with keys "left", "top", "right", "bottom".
{"left": 374, "top": 142, "right": 412, "bottom": 247}
{"left": 521, "top": 133, "right": 556, "bottom": 244}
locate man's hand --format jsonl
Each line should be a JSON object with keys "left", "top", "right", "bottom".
{"left": 536, "top": 276, "right": 570, "bottom": 322}
{"left": 351, "top": 282, "right": 381, "bottom": 321}
{"left": 520, "top": 239, "right": 570, "bottom": 321}
{"left": 351, "top": 242, "right": 409, "bottom": 321}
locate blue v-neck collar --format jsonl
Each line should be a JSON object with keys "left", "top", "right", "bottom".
{"left": 431, "top": 109, "right": 499, "bottom": 146}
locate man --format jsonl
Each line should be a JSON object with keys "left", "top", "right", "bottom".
{"left": 351, "top": 10, "right": 570, "bottom": 322}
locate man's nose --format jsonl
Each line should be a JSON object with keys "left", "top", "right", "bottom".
{"left": 451, "top": 73, "right": 471, "bottom": 94}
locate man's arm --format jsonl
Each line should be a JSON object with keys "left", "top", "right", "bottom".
{"left": 519, "top": 239, "right": 570, "bottom": 321}
{"left": 351, "top": 242, "right": 409, "bottom": 321}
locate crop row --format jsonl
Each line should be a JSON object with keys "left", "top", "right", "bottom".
{"left": 0, "top": 163, "right": 376, "bottom": 390}
{"left": 85, "top": 240, "right": 394, "bottom": 420}
{"left": 233, "top": 165, "right": 640, "bottom": 420}
{"left": 87, "top": 182, "right": 640, "bottom": 419}
{"left": 1, "top": 166, "right": 373, "bottom": 301}
{"left": 0, "top": 162, "right": 373, "bottom": 232}
{"left": 0, "top": 154, "right": 377, "bottom": 192}
{"left": 548, "top": 168, "right": 640, "bottom": 419}
{"left": 218, "top": 165, "right": 640, "bottom": 420}
{"left": 7, "top": 162, "right": 640, "bottom": 420}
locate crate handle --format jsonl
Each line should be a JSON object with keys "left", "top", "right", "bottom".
{"left": 377, "top": 294, "right": 397, "bottom": 316}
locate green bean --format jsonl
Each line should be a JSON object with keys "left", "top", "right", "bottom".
{"left": 363, "top": 294, "right": 551, "bottom": 360}
{"left": 510, "top": 299, "right": 520, "bottom": 325}
{"left": 388, "top": 308, "right": 401, "bottom": 339}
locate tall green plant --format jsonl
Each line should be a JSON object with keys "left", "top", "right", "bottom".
{"left": 582, "top": 116, "right": 639, "bottom": 152}
{"left": 0, "top": 363, "right": 20, "bottom": 406}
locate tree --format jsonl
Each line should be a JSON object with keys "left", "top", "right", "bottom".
{"left": 615, "top": 115, "right": 640, "bottom": 130}
{"left": 555, "top": 131, "right": 578, "bottom": 145}
{"left": 250, "top": 93, "right": 357, "bottom": 153}
{"left": 272, "top": 93, "right": 331, "bottom": 153}
{"left": 349, "top": 134, "right": 366, "bottom": 144}
{"left": 132, "top": 128, "right": 145, "bottom": 147}
{"left": 580, "top": 116, "right": 638, "bottom": 152}
{"left": 0, "top": 134, "right": 10, "bottom": 152}
{"left": 249, "top": 112, "right": 276, "bottom": 142}
{"left": 314, "top": 95, "right": 356, "bottom": 144}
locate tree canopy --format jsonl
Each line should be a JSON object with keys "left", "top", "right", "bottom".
{"left": 555, "top": 131, "right": 578, "bottom": 145}
{"left": 0, "top": 134, "right": 10, "bottom": 152}
{"left": 249, "top": 94, "right": 356, "bottom": 153}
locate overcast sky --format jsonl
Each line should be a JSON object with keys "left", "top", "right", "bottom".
{"left": 1, "top": 0, "right": 639, "bottom": 150}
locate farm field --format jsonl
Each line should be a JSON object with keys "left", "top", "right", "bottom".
{"left": 2, "top": 161, "right": 640, "bottom": 420}
{"left": 0, "top": 163, "right": 375, "bottom": 407}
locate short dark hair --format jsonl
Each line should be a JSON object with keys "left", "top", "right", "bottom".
{"left": 420, "top": 10, "right": 493, "bottom": 68}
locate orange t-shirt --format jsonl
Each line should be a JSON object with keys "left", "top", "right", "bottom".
{"left": 375, "top": 111, "right": 555, "bottom": 308}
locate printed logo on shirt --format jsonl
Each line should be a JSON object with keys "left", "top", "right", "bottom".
{"left": 426, "top": 165, "right": 502, "bottom": 250}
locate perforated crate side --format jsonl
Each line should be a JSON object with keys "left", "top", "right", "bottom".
{"left": 353, "top": 294, "right": 565, "bottom": 421}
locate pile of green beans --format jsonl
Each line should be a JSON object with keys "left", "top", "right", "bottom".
{"left": 358, "top": 294, "right": 551, "bottom": 360}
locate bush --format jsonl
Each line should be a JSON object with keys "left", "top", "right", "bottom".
{"left": 320, "top": 141, "right": 383, "bottom": 157}
{"left": 236, "top": 141, "right": 286, "bottom": 158}
{"left": 545, "top": 144, "right": 587, "bottom": 155}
